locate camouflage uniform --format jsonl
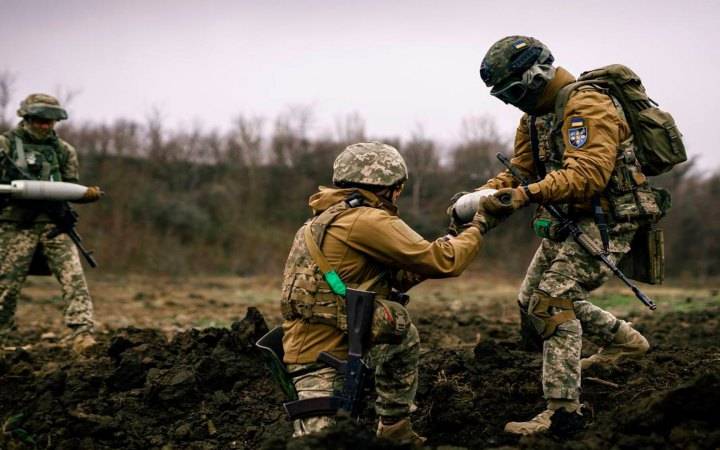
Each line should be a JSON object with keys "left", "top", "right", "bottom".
{"left": 281, "top": 143, "right": 495, "bottom": 438}
{"left": 479, "top": 38, "right": 655, "bottom": 409}
{"left": 0, "top": 94, "right": 94, "bottom": 337}
{"left": 517, "top": 219, "right": 637, "bottom": 400}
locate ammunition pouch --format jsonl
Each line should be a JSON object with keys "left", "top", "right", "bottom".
{"left": 606, "top": 141, "right": 662, "bottom": 222}
{"left": 532, "top": 207, "right": 569, "bottom": 241}
{"left": 618, "top": 224, "right": 665, "bottom": 285}
{"left": 527, "top": 291, "right": 576, "bottom": 339}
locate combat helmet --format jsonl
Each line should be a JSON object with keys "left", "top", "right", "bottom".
{"left": 332, "top": 142, "right": 408, "bottom": 187}
{"left": 479, "top": 36, "right": 555, "bottom": 106}
{"left": 17, "top": 93, "right": 68, "bottom": 121}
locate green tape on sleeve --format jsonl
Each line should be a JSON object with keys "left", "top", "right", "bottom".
{"left": 533, "top": 218, "right": 552, "bottom": 239}
{"left": 324, "top": 270, "right": 347, "bottom": 296}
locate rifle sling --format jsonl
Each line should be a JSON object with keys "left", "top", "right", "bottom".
{"left": 529, "top": 116, "right": 546, "bottom": 180}
{"left": 14, "top": 137, "right": 28, "bottom": 172}
{"left": 284, "top": 396, "right": 343, "bottom": 420}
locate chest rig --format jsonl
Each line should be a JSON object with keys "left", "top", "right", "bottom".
{"left": 281, "top": 194, "right": 390, "bottom": 331}
{"left": 528, "top": 88, "right": 661, "bottom": 224}
{"left": 2, "top": 130, "right": 64, "bottom": 182}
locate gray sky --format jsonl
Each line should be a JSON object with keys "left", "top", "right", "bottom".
{"left": 2, "top": 0, "right": 718, "bottom": 167}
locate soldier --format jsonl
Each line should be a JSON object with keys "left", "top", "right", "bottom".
{"left": 476, "top": 37, "right": 652, "bottom": 434}
{"left": 0, "top": 94, "right": 101, "bottom": 354}
{"left": 281, "top": 142, "right": 512, "bottom": 446}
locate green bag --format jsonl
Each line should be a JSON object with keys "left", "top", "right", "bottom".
{"left": 618, "top": 225, "right": 665, "bottom": 285}
{"left": 556, "top": 64, "right": 687, "bottom": 176}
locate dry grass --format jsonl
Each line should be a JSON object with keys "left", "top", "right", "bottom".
{"left": 14, "top": 273, "right": 720, "bottom": 339}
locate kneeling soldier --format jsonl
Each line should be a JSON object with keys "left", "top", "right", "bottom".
{"left": 279, "top": 142, "right": 511, "bottom": 446}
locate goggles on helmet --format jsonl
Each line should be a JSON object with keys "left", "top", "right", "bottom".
{"left": 490, "top": 63, "right": 555, "bottom": 104}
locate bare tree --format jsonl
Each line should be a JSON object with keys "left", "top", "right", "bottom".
{"left": 403, "top": 124, "right": 439, "bottom": 216}
{"left": 334, "top": 111, "right": 366, "bottom": 144}
{"left": 0, "top": 70, "right": 16, "bottom": 129}
{"left": 271, "top": 104, "right": 314, "bottom": 166}
{"left": 231, "top": 114, "right": 265, "bottom": 167}
{"left": 460, "top": 114, "right": 503, "bottom": 144}
{"left": 453, "top": 115, "right": 509, "bottom": 184}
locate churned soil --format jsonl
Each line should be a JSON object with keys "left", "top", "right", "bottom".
{"left": 1, "top": 304, "right": 719, "bottom": 449}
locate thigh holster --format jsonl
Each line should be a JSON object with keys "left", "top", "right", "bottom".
{"left": 527, "top": 290, "right": 576, "bottom": 339}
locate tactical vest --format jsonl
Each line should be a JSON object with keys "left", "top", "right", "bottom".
{"left": 529, "top": 87, "right": 661, "bottom": 223}
{"left": 0, "top": 129, "right": 68, "bottom": 222}
{"left": 1, "top": 129, "right": 65, "bottom": 183}
{"left": 281, "top": 199, "right": 389, "bottom": 331}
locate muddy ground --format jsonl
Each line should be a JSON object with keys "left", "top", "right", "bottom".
{"left": 1, "top": 276, "right": 719, "bottom": 449}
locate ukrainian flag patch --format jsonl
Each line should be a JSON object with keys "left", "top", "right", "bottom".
{"left": 569, "top": 117, "right": 585, "bottom": 128}
{"left": 513, "top": 40, "right": 528, "bottom": 50}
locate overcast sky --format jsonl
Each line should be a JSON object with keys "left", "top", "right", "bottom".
{"left": 1, "top": 0, "right": 718, "bottom": 168}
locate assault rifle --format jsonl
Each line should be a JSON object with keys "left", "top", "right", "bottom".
{"left": 46, "top": 201, "right": 98, "bottom": 268}
{"left": 496, "top": 152, "right": 656, "bottom": 310}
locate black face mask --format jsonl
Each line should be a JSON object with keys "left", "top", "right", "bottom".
{"left": 511, "top": 87, "right": 547, "bottom": 115}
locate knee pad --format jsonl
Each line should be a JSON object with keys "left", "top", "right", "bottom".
{"left": 528, "top": 290, "right": 576, "bottom": 339}
{"left": 371, "top": 300, "right": 412, "bottom": 345}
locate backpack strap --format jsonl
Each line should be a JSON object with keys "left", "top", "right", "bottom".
{"left": 14, "top": 137, "right": 28, "bottom": 172}
{"left": 529, "top": 116, "right": 546, "bottom": 180}
{"left": 553, "top": 80, "right": 604, "bottom": 120}
{"left": 303, "top": 195, "right": 385, "bottom": 296}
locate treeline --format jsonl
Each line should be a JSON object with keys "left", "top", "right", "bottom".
{"left": 1, "top": 109, "right": 717, "bottom": 280}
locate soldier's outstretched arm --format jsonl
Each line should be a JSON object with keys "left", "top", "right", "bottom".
{"left": 334, "top": 208, "right": 484, "bottom": 278}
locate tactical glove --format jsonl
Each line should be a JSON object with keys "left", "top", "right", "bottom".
{"left": 489, "top": 187, "right": 530, "bottom": 211}
{"left": 446, "top": 191, "right": 470, "bottom": 236}
{"left": 469, "top": 192, "right": 515, "bottom": 234}
{"left": 75, "top": 186, "right": 104, "bottom": 203}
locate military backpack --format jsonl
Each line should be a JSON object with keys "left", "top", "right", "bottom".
{"left": 555, "top": 64, "right": 687, "bottom": 176}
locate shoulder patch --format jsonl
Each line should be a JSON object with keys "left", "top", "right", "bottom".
{"left": 567, "top": 117, "right": 588, "bottom": 148}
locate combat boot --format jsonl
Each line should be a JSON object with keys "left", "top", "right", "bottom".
{"left": 377, "top": 417, "right": 426, "bottom": 447}
{"left": 504, "top": 400, "right": 586, "bottom": 436}
{"left": 62, "top": 327, "right": 97, "bottom": 355}
{"left": 72, "top": 332, "right": 97, "bottom": 355}
{"left": 581, "top": 321, "right": 649, "bottom": 370}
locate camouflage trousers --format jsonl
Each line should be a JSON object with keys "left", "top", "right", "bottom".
{"left": 518, "top": 218, "right": 638, "bottom": 401}
{"left": 0, "top": 221, "right": 94, "bottom": 334}
{"left": 288, "top": 299, "right": 419, "bottom": 437}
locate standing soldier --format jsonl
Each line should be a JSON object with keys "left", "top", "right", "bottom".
{"left": 280, "top": 142, "right": 512, "bottom": 446}
{"left": 0, "top": 94, "right": 101, "bottom": 354}
{"left": 477, "top": 37, "right": 654, "bottom": 434}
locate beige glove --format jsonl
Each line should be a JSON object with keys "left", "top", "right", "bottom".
{"left": 75, "top": 186, "right": 104, "bottom": 203}
{"left": 487, "top": 187, "right": 530, "bottom": 212}
{"left": 471, "top": 193, "right": 516, "bottom": 234}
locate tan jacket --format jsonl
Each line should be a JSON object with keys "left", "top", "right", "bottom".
{"left": 282, "top": 187, "right": 483, "bottom": 363}
{"left": 482, "top": 67, "right": 631, "bottom": 208}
